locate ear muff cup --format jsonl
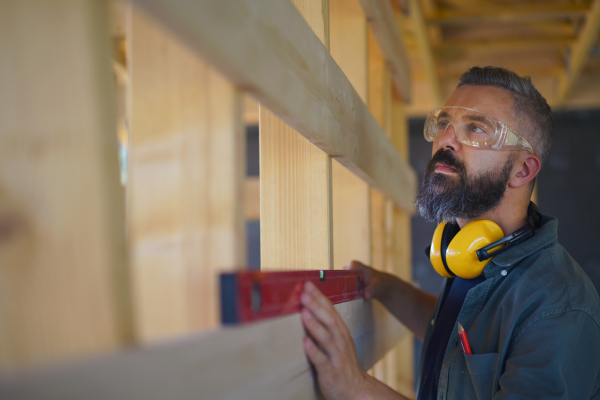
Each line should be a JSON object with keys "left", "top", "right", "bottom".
{"left": 430, "top": 222, "right": 459, "bottom": 278}
{"left": 430, "top": 220, "right": 506, "bottom": 279}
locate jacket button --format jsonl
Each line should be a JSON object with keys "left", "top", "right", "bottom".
{"left": 501, "top": 270, "right": 507, "bottom": 276}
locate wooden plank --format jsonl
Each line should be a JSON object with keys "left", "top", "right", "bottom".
{"left": 243, "top": 95, "right": 259, "bottom": 126}
{"left": 127, "top": 6, "right": 245, "bottom": 342}
{"left": 356, "top": 0, "right": 412, "bottom": 103}
{"left": 427, "top": 3, "right": 591, "bottom": 25}
{"left": 330, "top": 0, "right": 371, "bottom": 269}
{"left": 367, "top": 26, "right": 393, "bottom": 383}
{"left": 558, "top": 0, "right": 600, "bottom": 104}
{"left": 244, "top": 177, "right": 260, "bottom": 221}
{"left": 388, "top": 95, "right": 415, "bottom": 397}
{"left": 408, "top": 0, "right": 443, "bottom": 107}
{"left": 0, "top": 299, "right": 407, "bottom": 400}
{"left": 260, "top": 0, "right": 333, "bottom": 271}
{"left": 134, "top": 0, "right": 417, "bottom": 213}
{"left": 0, "top": 0, "right": 132, "bottom": 372}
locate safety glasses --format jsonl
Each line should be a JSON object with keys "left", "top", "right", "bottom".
{"left": 424, "top": 106, "right": 535, "bottom": 154}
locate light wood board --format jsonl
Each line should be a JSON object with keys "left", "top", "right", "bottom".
{"left": 330, "top": 0, "right": 371, "bottom": 270}
{"left": 260, "top": 0, "right": 333, "bottom": 271}
{"left": 357, "top": 0, "right": 412, "bottom": 103}
{"left": 0, "top": 299, "right": 407, "bottom": 400}
{"left": 127, "top": 6, "right": 245, "bottom": 341}
{"left": 134, "top": 0, "right": 417, "bottom": 213}
{"left": 0, "top": 0, "right": 131, "bottom": 372}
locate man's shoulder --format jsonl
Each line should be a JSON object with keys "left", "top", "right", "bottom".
{"left": 513, "top": 240, "right": 600, "bottom": 328}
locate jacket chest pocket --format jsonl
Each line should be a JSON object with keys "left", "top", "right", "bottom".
{"left": 463, "top": 352, "right": 501, "bottom": 400}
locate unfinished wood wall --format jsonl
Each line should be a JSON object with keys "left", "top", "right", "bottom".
{"left": 260, "top": 0, "right": 333, "bottom": 272}
{"left": 127, "top": 6, "right": 245, "bottom": 341}
{"left": 0, "top": 0, "right": 417, "bottom": 397}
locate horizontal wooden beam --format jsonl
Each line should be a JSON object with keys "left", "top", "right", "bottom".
{"left": 427, "top": 3, "right": 590, "bottom": 25}
{"left": 357, "top": 0, "right": 412, "bottom": 103}
{"left": 558, "top": 0, "right": 600, "bottom": 105}
{"left": 0, "top": 299, "right": 407, "bottom": 399}
{"left": 134, "top": 0, "right": 417, "bottom": 212}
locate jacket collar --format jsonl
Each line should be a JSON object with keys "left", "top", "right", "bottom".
{"left": 483, "top": 214, "right": 558, "bottom": 278}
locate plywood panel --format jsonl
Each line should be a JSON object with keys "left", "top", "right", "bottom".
{"left": 0, "top": 0, "right": 131, "bottom": 371}
{"left": 260, "top": 0, "right": 333, "bottom": 271}
{"left": 128, "top": 7, "right": 244, "bottom": 342}
{"left": 330, "top": 0, "right": 371, "bottom": 269}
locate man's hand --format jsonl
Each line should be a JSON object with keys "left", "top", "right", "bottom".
{"left": 345, "top": 260, "right": 392, "bottom": 301}
{"left": 300, "top": 281, "right": 410, "bottom": 400}
{"left": 300, "top": 281, "right": 372, "bottom": 400}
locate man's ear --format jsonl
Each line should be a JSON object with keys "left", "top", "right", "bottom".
{"left": 509, "top": 153, "right": 541, "bottom": 188}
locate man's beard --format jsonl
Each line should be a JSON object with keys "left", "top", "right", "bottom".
{"left": 415, "top": 149, "right": 516, "bottom": 224}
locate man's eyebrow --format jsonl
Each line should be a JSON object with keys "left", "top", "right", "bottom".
{"left": 438, "top": 111, "right": 450, "bottom": 118}
{"left": 462, "top": 113, "right": 487, "bottom": 123}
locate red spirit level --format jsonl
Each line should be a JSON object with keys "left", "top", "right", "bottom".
{"left": 220, "top": 270, "right": 365, "bottom": 324}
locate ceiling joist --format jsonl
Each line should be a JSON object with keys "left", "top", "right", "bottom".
{"left": 427, "top": 3, "right": 591, "bottom": 25}
{"left": 558, "top": 0, "right": 600, "bottom": 104}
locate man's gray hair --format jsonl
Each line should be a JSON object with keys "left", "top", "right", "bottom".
{"left": 457, "top": 66, "right": 554, "bottom": 164}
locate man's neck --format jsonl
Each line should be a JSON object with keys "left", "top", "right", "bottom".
{"left": 455, "top": 199, "right": 530, "bottom": 236}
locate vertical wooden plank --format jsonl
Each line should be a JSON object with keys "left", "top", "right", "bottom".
{"left": 330, "top": 0, "right": 371, "bottom": 269}
{"left": 128, "top": 6, "right": 244, "bottom": 342}
{"left": 0, "top": 0, "right": 131, "bottom": 371}
{"left": 388, "top": 97, "right": 415, "bottom": 397}
{"left": 368, "top": 26, "right": 392, "bottom": 383}
{"left": 367, "top": 26, "right": 414, "bottom": 396}
{"left": 260, "top": 0, "right": 333, "bottom": 271}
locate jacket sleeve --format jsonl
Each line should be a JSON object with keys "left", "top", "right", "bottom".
{"left": 494, "top": 310, "right": 600, "bottom": 399}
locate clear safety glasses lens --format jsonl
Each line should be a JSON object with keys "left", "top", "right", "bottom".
{"left": 425, "top": 107, "right": 501, "bottom": 149}
{"left": 424, "top": 107, "right": 535, "bottom": 154}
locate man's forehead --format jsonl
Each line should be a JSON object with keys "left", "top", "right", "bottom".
{"left": 444, "top": 85, "right": 515, "bottom": 123}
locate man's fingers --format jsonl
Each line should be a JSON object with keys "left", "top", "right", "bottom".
{"left": 305, "top": 281, "right": 337, "bottom": 311}
{"left": 301, "top": 309, "right": 335, "bottom": 351}
{"left": 303, "top": 336, "right": 330, "bottom": 369}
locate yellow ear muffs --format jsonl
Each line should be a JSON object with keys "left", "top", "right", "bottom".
{"left": 430, "top": 222, "right": 454, "bottom": 278}
{"left": 430, "top": 220, "right": 506, "bottom": 279}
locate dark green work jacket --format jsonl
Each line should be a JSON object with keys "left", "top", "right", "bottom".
{"left": 418, "top": 215, "right": 600, "bottom": 399}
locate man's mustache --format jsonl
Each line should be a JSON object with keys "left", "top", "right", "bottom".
{"left": 427, "top": 149, "right": 467, "bottom": 175}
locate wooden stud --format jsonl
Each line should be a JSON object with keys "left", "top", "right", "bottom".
{"left": 408, "top": 0, "right": 444, "bottom": 107}
{"left": 357, "top": 0, "right": 412, "bottom": 103}
{"left": 244, "top": 177, "right": 260, "bottom": 221}
{"left": 260, "top": 0, "right": 333, "bottom": 271}
{"left": 127, "top": 6, "right": 245, "bottom": 341}
{"left": 387, "top": 94, "right": 415, "bottom": 397}
{"left": 330, "top": 0, "right": 371, "bottom": 269}
{"left": 134, "top": 0, "right": 417, "bottom": 212}
{"left": 0, "top": 0, "right": 132, "bottom": 371}
{"left": 558, "top": 0, "right": 600, "bottom": 104}
{"left": 367, "top": 25, "right": 393, "bottom": 385}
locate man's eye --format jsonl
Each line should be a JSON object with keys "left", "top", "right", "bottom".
{"left": 468, "top": 124, "right": 489, "bottom": 134}
{"left": 437, "top": 120, "right": 450, "bottom": 129}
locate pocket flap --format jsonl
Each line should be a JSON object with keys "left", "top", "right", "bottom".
{"left": 464, "top": 352, "right": 501, "bottom": 400}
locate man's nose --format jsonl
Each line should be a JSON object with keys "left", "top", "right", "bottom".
{"left": 437, "top": 122, "right": 461, "bottom": 152}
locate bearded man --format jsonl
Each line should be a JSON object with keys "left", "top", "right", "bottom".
{"left": 298, "top": 66, "right": 600, "bottom": 400}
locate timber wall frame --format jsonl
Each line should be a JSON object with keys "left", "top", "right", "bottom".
{"left": 0, "top": 0, "right": 417, "bottom": 398}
